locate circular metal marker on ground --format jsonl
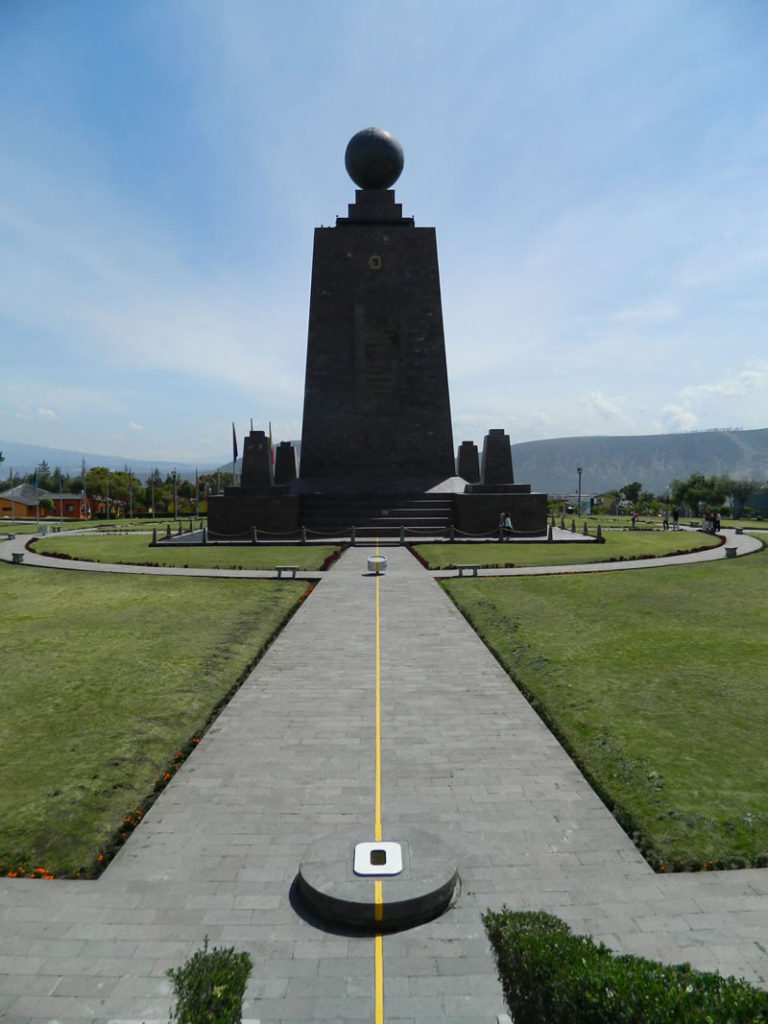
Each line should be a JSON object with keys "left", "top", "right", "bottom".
{"left": 367, "top": 554, "right": 387, "bottom": 574}
{"left": 298, "top": 827, "right": 458, "bottom": 931}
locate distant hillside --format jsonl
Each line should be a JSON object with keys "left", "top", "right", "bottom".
{"left": 4, "top": 429, "right": 768, "bottom": 496}
{"left": 0, "top": 440, "right": 217, "bottom": 481}
{"left": 511, "top": 428, "right": 768, "bottom": 495}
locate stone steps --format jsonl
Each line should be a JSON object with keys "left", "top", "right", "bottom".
{"left": 299, "top": 493, "right": 454, "bottom": 536}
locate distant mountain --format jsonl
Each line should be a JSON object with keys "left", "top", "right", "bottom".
{"left": 4, "top": 429, "right": 768, "bottom": 495}
{"left": 0, "top": 440, "right": 220, "bottom": 481}
{"left": 511, "top": 428, "right": 768, "bottom": 495}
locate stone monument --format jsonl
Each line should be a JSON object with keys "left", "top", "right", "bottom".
{"left": 299, "top": 127, "right": 455, "bottom": 491}
{"left": 208, "top": 128, "right": 546, "bottom": 539}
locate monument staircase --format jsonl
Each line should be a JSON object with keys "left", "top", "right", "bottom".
{"left": 299, "top": 492, "right": 454, "bottom": 541}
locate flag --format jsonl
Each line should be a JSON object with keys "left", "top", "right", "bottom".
{"left": 232, "top": 422, "right": 238, "bottom": 462}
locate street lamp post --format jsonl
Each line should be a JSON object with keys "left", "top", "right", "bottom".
{"left": 577, "top": 466, "right": 583, "bottom": 516}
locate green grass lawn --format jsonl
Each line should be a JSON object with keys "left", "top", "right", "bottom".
{"left": 0, "top": 563, "right": 308, "bottom": 878}
{"left": 0, "top": 518, "right": 181, "bottom": 535}
{"left": 442, "top": 544, "right": 768, "bottom": 870}
{"left": 415, "top": 530, "right": 722, "bottom": 569}
{"left": 29, "top": 533, "right": 340, "bottom": 570}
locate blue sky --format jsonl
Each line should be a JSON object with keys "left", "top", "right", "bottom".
{"left": 1, "top": 0, "right": 767, "bottom": 465}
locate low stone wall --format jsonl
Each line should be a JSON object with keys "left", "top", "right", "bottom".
{"left": 452, "top": 492, "right": 548, "bottom": 536}
{"left": 207, "top": 494, "right": 300, "bottom": 539}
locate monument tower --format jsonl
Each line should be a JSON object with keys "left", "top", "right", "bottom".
{"left": 208, "top": 128, "right": 546, "bottom": 538}
{"left": 299, "top": 127, "right": 455, "bottom": 491}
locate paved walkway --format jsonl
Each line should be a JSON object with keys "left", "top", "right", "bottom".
{"left": 0, "top": 530, "right": 766, "bottom": 1022}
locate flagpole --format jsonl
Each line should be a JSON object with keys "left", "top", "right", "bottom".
{"left": 59, "top": 470, "right": 64, "bottom": 524}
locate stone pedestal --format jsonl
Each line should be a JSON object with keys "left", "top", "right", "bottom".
{"left": 240, "top": 431, "right": 272, "bottom": 492}
{"left": 274, "top": 441, "right": 297, "bottom": 486}
{"left": 456, "top": 441, "right": 480, "bottom": 483}
{"left": 480, "top": 429, "right": 514, "bottom": 485}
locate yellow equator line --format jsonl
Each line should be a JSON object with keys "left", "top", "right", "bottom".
{"left": 374, "top": 539, "right": 384, "bottom": 1023}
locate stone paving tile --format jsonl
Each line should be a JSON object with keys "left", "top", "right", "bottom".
{"left": 1, "top": 537, "right": 767, "bottom": 1020}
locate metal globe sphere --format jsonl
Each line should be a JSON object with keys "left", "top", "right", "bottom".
{"left": 345, "top": 127, "right": 404, "bottom": 190}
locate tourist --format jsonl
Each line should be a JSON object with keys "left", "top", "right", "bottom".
{"left": 662, "top": 508, "right": 669, "bottom": 530}
{"left": 672, "top": 507, "right": 680, "bottom": 530}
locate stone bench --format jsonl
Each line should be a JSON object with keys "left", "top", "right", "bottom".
{"left": 456, "top": 564, "right": 479, "bottom": 577}
{"left": 12, "top": 551, "right": 24, "bottom": 564}
{"left": 275, "top": 565, "right": 299, "bottom": 578}
{"left": 724, "top": 546, "right": 737, "bottom": 559}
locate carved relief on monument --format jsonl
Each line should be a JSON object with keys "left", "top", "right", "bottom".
{"left": 353, "top": 303, "right": 400, "bottom": 415}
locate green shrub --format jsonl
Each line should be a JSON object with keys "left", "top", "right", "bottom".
{"left": 482, "top": 907, "right": 768, "bottom": 1024}
{"left": 167, "top": 936, "right": 253, "bottom": 1024}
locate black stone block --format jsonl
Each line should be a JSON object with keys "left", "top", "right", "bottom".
{"left": 481, "top": 429, "right": 514, "bottom": 485}
{"left": 240, "top": 431, "right": 272, "bottom": 492}
{"left": 274, "top": 441, "right": 297, "bottom": 486}
{"left": 457, "top": 441, "right": 480, "bottom": 482}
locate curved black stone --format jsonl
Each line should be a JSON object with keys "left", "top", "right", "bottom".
{"left": 298, "top": 827, "right": 458, "bottom": 931}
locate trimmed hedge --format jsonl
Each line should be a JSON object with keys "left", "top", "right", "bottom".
{"left": 482, "top": 908, "right": 768, "bottom": 1024}
{"left": 167, "top": 937, "right": 253, "bottom": 1024}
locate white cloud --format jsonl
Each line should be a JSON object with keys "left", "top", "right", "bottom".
{"left": 585, "top": 391, "right": 630, "bottom": 421}
{"left": 127, "top": 422, "right": 145, "bottom": 431}
{"left": 661, "top": 404, "right": 698, "bottom": 433}
{"left": 681, "top": 363, "right": 768, "bottom": 401}
{"left": 37, "top": 408, "right": 58, "bottom": 420}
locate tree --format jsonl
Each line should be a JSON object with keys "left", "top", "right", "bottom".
{"left": 670, "top": 473, "right": 727, "bottom": 513}
{"left": 620, "top": 481, "right": 642, "bottom": 505}
{"left": 723, "top": 477, "right": 761, "bottom": 518}
{"left": 31, "top": 460, "right": 56, "bottom": 491}
{"left": 638, "top": 489, "right": 656, "bottom": 512}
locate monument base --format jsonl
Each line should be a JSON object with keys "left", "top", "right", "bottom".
{"left": 453, "top": 492, "right": 548, "bottom": 536}
{"left": 207, "top": 493, "right": 299, "bottom": 539}
{"left": 206, "top": 487, "right": 547, "bottom": 540}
